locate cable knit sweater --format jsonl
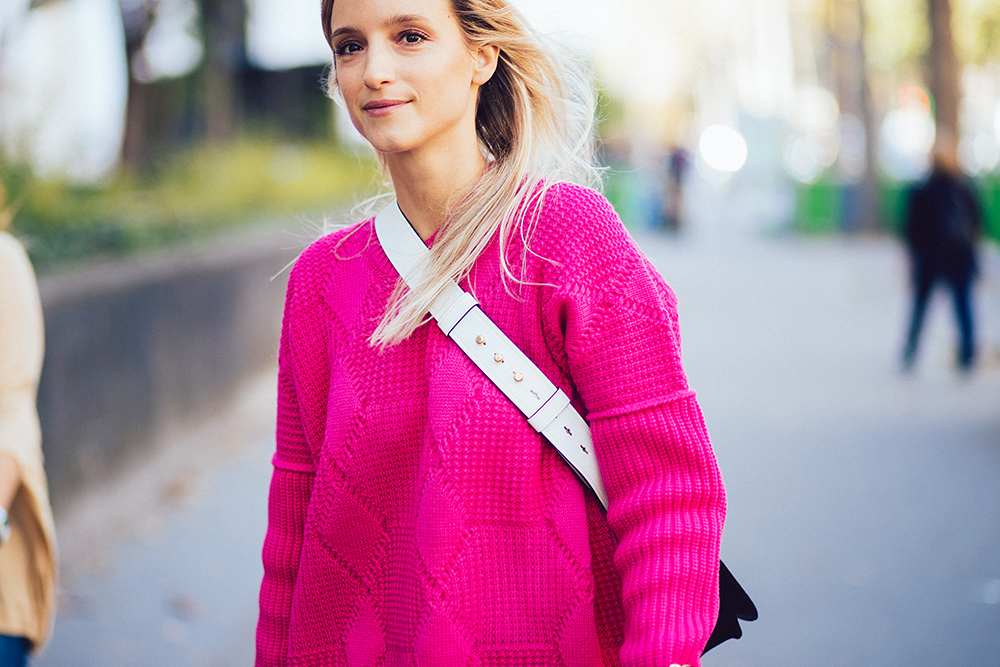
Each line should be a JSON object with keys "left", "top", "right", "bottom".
{"left": 257, "top": 184, "right": 725, "bottom": 667}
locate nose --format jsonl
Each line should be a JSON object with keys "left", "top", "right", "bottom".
{"left": 363, "top": 41, "right": 395, "bottom": 89}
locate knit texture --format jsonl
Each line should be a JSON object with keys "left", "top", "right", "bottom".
{"left": 257, "top": 184, "right": 726, "bottom": 667}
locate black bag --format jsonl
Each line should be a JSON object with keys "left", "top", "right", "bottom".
{"left": 703, "top": 561, "right": 758, "bottom": 654}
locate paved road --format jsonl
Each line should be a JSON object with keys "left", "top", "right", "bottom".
{"left": 639, "top": 227, "right": 1000, "bottom": 667}
{"left": 37, "top": 221, "right": 1000, "bottom": 666}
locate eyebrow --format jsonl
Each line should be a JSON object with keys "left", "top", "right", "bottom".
{"left": 330, "top": 14, "right": 431, "bottom": 40}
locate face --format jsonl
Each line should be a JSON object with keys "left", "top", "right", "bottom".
{"left": 329, "top": 0, "right": 497, "bottom": 158}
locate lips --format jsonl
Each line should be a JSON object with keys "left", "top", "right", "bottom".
{"left": 362, "top": 99, "right": 408, "bottom": 116}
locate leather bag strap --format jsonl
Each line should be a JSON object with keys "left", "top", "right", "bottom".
{"left": 374, "top": 201, "right": 609, "bottom": 509}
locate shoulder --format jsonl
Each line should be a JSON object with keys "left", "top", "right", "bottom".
{"left": 0, "top": 232, "right": 37, "bottom": 290}
{"left": 0, "top": 231, "right": 29, "bottom": 267}
{"left": 530, "top": 183, "right": 648, "bottom": 281}
{"left": 535, "top": 182, "right": 624, "bottom": 240}
{"left": 957, "top": 177, "right": 981, "bottom": 204}
{"left": 529, "top": 183, "right": 637, "bottom": 267}
{"left": 529, "top": 184, "right": 677, "bottom": 317}
{"left": 292, "top": 220, "right": 373, "bottom": 277}
{"left": 286, "top": 219, "right": 376, "bottom": 293}
{"left": 280, "top": 220, "right": 377, "bottom": 334}
{"left": 0, "top": 232, "right": 43, "bottom": 357}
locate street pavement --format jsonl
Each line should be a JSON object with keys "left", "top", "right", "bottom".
{"left": 639, "top": 225, "right": 1000, "bottom": 667}
{"left": 35, "top": 206, "right": 1000, "bottom": 666}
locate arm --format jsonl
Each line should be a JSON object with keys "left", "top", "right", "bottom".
{"left": 256, "top": 279, "right": 319, "bottom": 666}
{"left": 0, "top": 234, "right": 45, "bottom": 525}
{"left": 0, "top": 453, "right": 19, "bottom": 511}
{"left": 963, "top": 180, "right": 983, "bottom": 241}
{"left": 904, "top": 186, "right": 922, "bottom": 251}
{"left": 256, "top": 367, "right": 315, "bottom": 666}
{"left": 590, "top": 396, "right": 723, "bottom": 666}
{"left": 0, "top": 452, "right": 19, "bottom": 545}
{"left": 542, "top": 189, "right": 725, "bottom": 666}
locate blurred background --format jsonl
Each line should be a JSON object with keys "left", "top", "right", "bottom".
{"left": 1, "top": 0, "right": 999, "bottom": 665}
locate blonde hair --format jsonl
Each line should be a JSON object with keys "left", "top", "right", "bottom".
{"left": 321, "top": 0, "right": 603, "bottom": 347}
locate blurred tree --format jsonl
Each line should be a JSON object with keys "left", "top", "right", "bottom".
{"left": 116, "top": 0, "right": 246, "bottom": 168}
{"left": 197, "top": 0, "right": 246, "bottom": 142}
{"left": 120, "top": 0, "right": 157, "bottom": 168}
{"left": 828, "top": 0, "right": 881, "bottom": 230}
{"left": 927, "top": 0, "right": 960, "bottom": 151}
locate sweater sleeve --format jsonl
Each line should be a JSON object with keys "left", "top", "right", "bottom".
{"left": 256, "top": 274, "right": 317, "bottom": 666}
{"left": 0, "top": 233, "right": 44, "bottom": 484}
{"left": 541, "top": 187, "right": 726, "bottom": 667}
{"left": 0, "top": 233, "right": 58, "bottom": 650}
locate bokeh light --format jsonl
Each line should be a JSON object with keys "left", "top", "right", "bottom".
{"left": 699, "top": 125, "right": 748, "bottom": 173}
{"left": 783, "top": 86, "right": 840, "bottom": 184}
{"left": 880, "top": 88, "right": 936, "bottom": 180}
{"left": 134, "top": 0, "right": 203, "bottom": 81}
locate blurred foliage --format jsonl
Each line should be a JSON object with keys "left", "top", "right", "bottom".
{"left": 976, "top": 175, "right": 1000, "bottom": 240}
{"left": 864, "top": 0, "right": 1000, "bottom": 76}
{"left": 595, "top": 84, "right": 627, "bottom": 139}
{"left": 877, "top": 176, "right": 1000, "bottom": 240}
{"left": 596, "top": 84, "right": 639, "bottom": 226}
{"left": 3, "top": 137, "right": 377, "bottom": 272}
{"left": 954, "top": 0, "right": 1000, "bottom": 65}
{"left": 793, "top": 176, "right": 1000, "bottom": 239}
{"left": 794, "top": 180, "right": 842, "bottom": 234}
{"left": 863, "top": 0, "right": 929, "bottom": 77}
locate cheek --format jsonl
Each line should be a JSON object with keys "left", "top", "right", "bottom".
{"left": 411, "top": 58, "right": 475, "bottom": 108}
{"left": 334, "top": 64, "right": 358, "bottom": 100}
{"left": 333, "top": 72, "right": 367, "bottom": 137}
{"left": 334, "top": 66, "right": 362, "bottom": 111}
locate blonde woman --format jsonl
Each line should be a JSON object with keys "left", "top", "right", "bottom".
{"left": 256, "top": 1, "right": 726, "bottom": 665}
{"left": 0, "top": 213, "right": 58, "bottom": 665}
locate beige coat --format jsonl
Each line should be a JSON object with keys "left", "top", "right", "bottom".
{"left": 0, "top": 231, "right": 57, "bottom": 651}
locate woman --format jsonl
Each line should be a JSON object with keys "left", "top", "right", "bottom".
{"left": 257, "top": 1, "right": 725, "bottom": 665}
{"left": 0, "top": 218, "right": 58, "bottom": 665}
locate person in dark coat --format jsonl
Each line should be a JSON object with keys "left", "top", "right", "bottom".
{"left": 902, "top": 144, "right": 982, "bottom": 371}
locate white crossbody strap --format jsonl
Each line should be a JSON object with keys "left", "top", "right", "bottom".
{"left": 375, "top": 201, "right": 609, "bottom": 510}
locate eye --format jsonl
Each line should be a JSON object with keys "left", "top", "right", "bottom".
{"left": 334, "top": 40, "right": 363, "bottom": 57}
{"left": 400, "top": 30, "right": 427, "bottom": 45}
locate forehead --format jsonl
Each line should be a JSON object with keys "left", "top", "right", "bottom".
{"left": 329, "top": 0, "right": 453, "bottom": 26}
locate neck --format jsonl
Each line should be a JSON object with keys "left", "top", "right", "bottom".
{"left": 384, "top": 139, "right": 486, "bottom": 242}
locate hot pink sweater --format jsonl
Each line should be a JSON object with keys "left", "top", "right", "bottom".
{"left": 257, "top": 184, "right": 725, "bottom": 667}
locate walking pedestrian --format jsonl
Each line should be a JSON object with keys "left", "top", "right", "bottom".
{"left": 0, "top": 210, "right": 58, "bottom": 665}
{"left": 256, "top": 1, "right": 726, "bottom": 665}
{"left": 902, "top": 140, "right": 982, "bottom": 371}
{"left": 661, "top": 144, "right": 690, "bottom": 232}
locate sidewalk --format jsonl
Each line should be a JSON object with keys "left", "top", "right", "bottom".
{"left": 36, "top": 372, "right": 277, "bottom": 667}
{"left": 635, "top": 228, "right": 1000, "bottom": 667}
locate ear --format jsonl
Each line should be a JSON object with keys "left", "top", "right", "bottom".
{"left": 472, "top": 44, "right": 500, "bottom": 86}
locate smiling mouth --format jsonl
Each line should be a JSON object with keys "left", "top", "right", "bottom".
{"left": 363, "top": 100, "right": 408, "bottom": 116}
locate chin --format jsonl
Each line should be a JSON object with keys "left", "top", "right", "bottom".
{"left": 357, "top": 119, "right": 428, "bottom": 156}
{"left": 365, "top": 135, "right": 417, "bottom": 156}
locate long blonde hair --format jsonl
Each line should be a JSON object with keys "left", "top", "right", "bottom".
{"left": 321, "top": 0, "right": 603, "bottom": 347}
